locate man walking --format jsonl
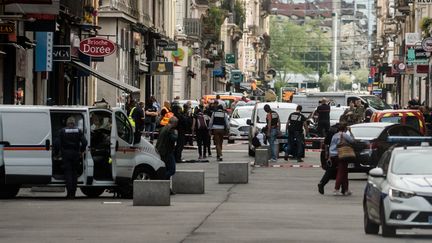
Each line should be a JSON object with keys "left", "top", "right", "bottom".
{"left": 264, "top": 104, "right": 280, "bottom": 162}
{"left": 209, "top": 103, "right": 230, "bottom": 161}
{"left": 54, "top": 116, "right": 87, "bottom": 199}
{"left": 286, "top": 105, "right": 308, "bottom": 162}
{"left": 316, "top": 98, "right": 330, "bottom": 137}
{"left": 156, "top": 117, "right": 178, "bottom": 194}
{"left": 132, "top": 101, "right": 145, "bottom": 143}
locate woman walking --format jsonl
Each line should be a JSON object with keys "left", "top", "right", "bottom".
{"left": 328, "top": 122, "right": 355, "bottom": 196}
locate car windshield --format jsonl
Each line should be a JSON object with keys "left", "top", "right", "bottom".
{"left": 330, "top": 109, "right": 345, "bottom": 120}
{"left": 362, "top": 96, "right": 392, "bottom": 110}
{"left": 257, "top": 108, "right": 297, "bottom": 123}
{"left": 392, "top": 152, "right": 432, "bottom": 175}
{"left": 380, "top": 116, "right": 402, "bottom": 124}
{"left": 232, "top": 108, "right": 253, "bottom": 119}
{"left": 405, "top": 116, "right": 420, "bottom": 131}
{"left": 350, "top": 126, "right": 383, "bottom": 138}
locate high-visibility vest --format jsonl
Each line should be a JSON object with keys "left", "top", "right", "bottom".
{"left": 160, "top": 108, "right": 174, "bottom": 126}
{"left": 128, "top": 107, "right": 136, "bottom": 128}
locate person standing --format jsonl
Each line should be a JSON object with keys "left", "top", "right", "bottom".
{"left": 317, "top": 123, "right": 341, "bottom": 195}
{"left": 144, "top": 97, "right": 158, "bottom": 143}
{"left": 286, "top": 105, "right": 308, "bottom": 162}
{"left": 172, "top": 105, "right": 187, "bottom": 163}
{"left": 209, "top": 103, "right": 230, "bottom": 161}
{"left": 340, "top": 101, "right": 356, "bottom": 126}
{"left": 264, "top": 104, "right": 280, "bottom": 162}
{"left": 155, "top": 117, "right": 178, "bottom": 194}
{"left": 132, "top": 101, "right": 145, "bottom": 144}
{"left": 159, "top": 101, "right": 173, "bottom": 127}
{"left": 215, "top": 94, "right": 226, "bottom": 110}
{"left": 54, "top": 117, "right": 87, "bottom": 199}
{"left": 353, "top": 99, "right": 365, "bottom": 124}
{"left": 316, "top": 98, "right": 330, "bottom": 137}
{"left": 329, "top": 122, "right": 355, "bottom": 196}
{"left": 192, "top": 107, "right": 210, "bottom": 159}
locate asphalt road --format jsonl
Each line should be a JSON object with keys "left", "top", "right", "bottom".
{"left": 1, "top": 141, "right": 432, "bottom": 243}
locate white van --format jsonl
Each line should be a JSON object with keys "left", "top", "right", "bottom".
{"left": 0, "top": 105, "right": 165, "bottom": 199}
{"left": 292, "top": 92, "right": 392, "bottom": 114}
{"left": 247, "top": 102, "right": 298, "bottom": 156}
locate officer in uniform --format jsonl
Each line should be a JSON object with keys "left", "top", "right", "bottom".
{"left": 286, "top": 105, "right": 308, "bottom": 162}
{"left": 54, "top": 117, "right": 88, "bottom": 199}
{"left": 208, "top": 103, "right": 230, "bottom": 161}
{"left": 264, "top": 104, "right": 280, "bottom": 161}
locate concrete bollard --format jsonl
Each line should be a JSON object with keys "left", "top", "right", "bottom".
{"left": 133, "top": 180, "right": 170, "bottom": 206}
{"left": 218, "top": 162, "right": 249, "bottom": 184}
{"left": 260, "top": 145, "right": 272, "bottom": 160}
{"left": 172, "top": 170, "right": 205, "bottom": 194}
{"left": 255, "top": 148, "right": 270, "bottom": 166}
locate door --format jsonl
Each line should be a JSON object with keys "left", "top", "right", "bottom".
{"left": 111, "top": 108, "right": 135, "bottom": 180}
{"left": 1, "top": 109, "right": 52, "bottom": 184}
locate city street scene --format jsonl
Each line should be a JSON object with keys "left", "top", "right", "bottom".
{"left": 1, "top": 0, "right": 432, "bottom": 242}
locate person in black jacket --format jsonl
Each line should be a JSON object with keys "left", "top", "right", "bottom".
{"left": 173, "top": 105, "right": 187, "bottom": 163}
{"left": 54, "top": 117, "right": 88, "bottom": 199}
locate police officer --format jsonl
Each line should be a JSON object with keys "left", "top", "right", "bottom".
{"left": 264, "top": 104, "right": 280, "bottom": 161}
{"left": 54, "top": 117, "right": 88, "bottom": 199}
{"left": 286, "top": 105, "right": 308, "bottom": 162}
{"left": 208, "top": 103, "right": 230, "bottom": 161}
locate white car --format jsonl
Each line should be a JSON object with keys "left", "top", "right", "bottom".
{"left": 309, "top": 105, "right": 349, "bottom": 127}
{"left": 228, "top": 106, "right": 254, "bottom": 142}
{"left": 364, "top": 137, "right": 432, "bottom": 237}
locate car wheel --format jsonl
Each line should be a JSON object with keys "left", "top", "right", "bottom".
{"left": 80, "top": 187, "right": 105, "bottom": 198}
{"left": 120, "top": 167, "right": 153, "bottom": 199}
{"left": 0, "top": 184, "right": 20, "bottom": 199}
{"left": 380, "top": 204, "right": 396, "bottom": 237}
{"left": 364, "top": 203, "right": 379, "bottom": 234}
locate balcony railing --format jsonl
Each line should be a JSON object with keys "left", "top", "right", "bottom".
{"left": 184, "top": 18, "right": 202, "bottom": 38}
{"left": 100, "top": 0, "right": 139, "bottom": 18}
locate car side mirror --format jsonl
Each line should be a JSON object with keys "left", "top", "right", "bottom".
{"left": 368, "top": 168, "right": 384, "bottom": 177}
{"left": 247, "top": 119, "right": 252, "bottom": 125}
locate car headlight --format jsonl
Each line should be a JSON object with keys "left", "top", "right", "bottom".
{"left": 230, "top": 122, "right": 239, "bottom": 128}
{"left": 389, "top": 188, "right": 416, "bottom": 201}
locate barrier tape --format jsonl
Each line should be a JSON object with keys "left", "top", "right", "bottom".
{"left": 253, "top": 163, "right": 322, "bottom": 168}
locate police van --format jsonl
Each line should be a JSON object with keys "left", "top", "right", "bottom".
{"left": 0, "top": 105, "right": 165, "bottom": 199}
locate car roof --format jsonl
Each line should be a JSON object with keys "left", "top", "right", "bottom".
{"left": 350, "top": 122, "right": 396, "bottom": 128}
{"left": 234, "top": 106, "right": 254, "bottom": 111}
{"left": 374, "top": 109, "right": 420, "bottom": 113}
{"left": 256, "top": 102, "right": 298, "bottom": 109}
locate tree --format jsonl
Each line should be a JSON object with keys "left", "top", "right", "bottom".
{"left": 319, "top": 74, "right": 334, "bottom": 92}
{"left": 269, "top": 16, "right": 332, "bottom": 83}
{"left": 352, "top": 68, "right": 369, "bottom": 86}
{"left": 338, "top": 74, "right": 352, "bottom": 90}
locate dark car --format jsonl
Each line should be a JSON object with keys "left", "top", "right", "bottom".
{"left": 321, "top": 122, "right": 423, "bottom": 172}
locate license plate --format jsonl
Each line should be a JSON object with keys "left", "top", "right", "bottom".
{"left": 348, "top": 163, "right": 355, "bottom": 169}
{"left": 428, "top": 216, "right": 432, "bottom": 224}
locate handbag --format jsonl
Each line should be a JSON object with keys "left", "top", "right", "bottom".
{"left": 337, "top": 133, "right": 356, "bottom": 159}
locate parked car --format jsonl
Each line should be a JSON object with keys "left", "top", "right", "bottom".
{"left": 228, "top": 106, "right": 254, "bottom": 143}
{"left": 370, "top": 109, "right": 426, "bottom": 135}
{"left": 247, "top": 102, "right": 298, "bottom": 156}
{"left": 363, "top": 137, "right": 432, "bottom": 237}
{"left": 320, "top": 123, "right": 423, "bottom": 173}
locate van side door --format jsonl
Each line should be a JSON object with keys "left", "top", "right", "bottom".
{"left": 1, "top": 108, "right": 52, "bottom": 184}
{"left": 111, "top": 108, "right": 135, "bottom": 180}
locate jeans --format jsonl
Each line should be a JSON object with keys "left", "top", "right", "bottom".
{"left": 268, "top": 128, "right": 278, "bottom": 160}
{"left": 212, "top": 129, "right": 226, "bottom": 158}
{"left": 162, "top": 153, "right": 176, "bottom": 180}
{"left": 174, "top": 133, "right": 185, "bottom": 163}
{"left": 145, "top": 122, "right": 156, "bottom": 141}
{"left": 63, "top": 155, "right": 79, "bottom": 197}
{"left": 196, "top": 129, "right": 209, "bottom": 157}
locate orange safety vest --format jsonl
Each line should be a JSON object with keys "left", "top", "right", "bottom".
{"left": 160, "top": 107, "right": 174, "bottom": 126}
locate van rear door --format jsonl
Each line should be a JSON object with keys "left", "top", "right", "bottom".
{"left": 1, "top": 108, "right": 52, "bottom": 184}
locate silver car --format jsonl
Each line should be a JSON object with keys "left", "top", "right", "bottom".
{"left": 228, "top": 106, "right": 254, "bottom": 143}
{"left": 364, "top": 138, "right": 432, "bottom": 237}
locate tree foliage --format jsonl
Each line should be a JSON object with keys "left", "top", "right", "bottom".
{"left": 319, "top": 74, "right": 334, "bottom": 92}
{"left": 352, "top": 68, "right": 369, "bottom": 85}
{"left": 269, "top": 16, "right": 332, "bottom": 83}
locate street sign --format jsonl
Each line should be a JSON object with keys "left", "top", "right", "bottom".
{"left": 163, "top": 42, "right": 178, "bottom": 51}
{"left": 79, "top": 37, "right": 116, "bottom": 57}
{"left": 225, "top": 54, "right": 235, "bottom": 64}
{"left": 415, "top": 0, "right": 432, "bottom": 4}
{"left": 421, "top": 37, "right": 432, "bottom": 52}
{"left": 407, "top": 45, "right": 430, "bottom": 64}
{"left": 230, "top": 70, "right": 243, "bottom": 83}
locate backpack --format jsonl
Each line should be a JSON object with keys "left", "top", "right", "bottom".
{"left": 196, "top": 112, "right": 207, "bottom": 130}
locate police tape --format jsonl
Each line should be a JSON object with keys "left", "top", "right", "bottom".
{"left": 253, "top": 164, "right": 322, "bottom": 168}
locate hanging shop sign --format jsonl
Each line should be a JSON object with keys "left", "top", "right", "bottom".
{"left": 0, "top": 23, "right": 15, "bottom": 34}
{"left": 79, "top": 37, "right": 116, "bottom": 57}
{"left": 150, "top": 61, "right": 174, "bottom": 75}
{"left": 421, "top": 37, "right": 432, "bottom": 52}
{"left": 53, "top": 45, "right": 71, "bottom": 61}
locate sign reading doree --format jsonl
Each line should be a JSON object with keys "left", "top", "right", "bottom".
{"left": 79, "top": 37, "right": 116, "bottom": 57}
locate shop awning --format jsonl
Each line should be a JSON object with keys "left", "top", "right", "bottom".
{"left": 71, "top": 60, "right": 140, "bottom": 93}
